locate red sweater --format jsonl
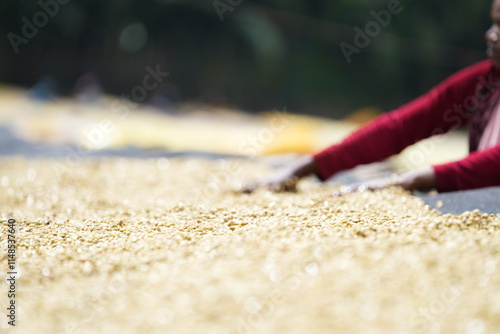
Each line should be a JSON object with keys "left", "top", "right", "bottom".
{"left": 313, "top": 60, "right": 500, "bottom": 192}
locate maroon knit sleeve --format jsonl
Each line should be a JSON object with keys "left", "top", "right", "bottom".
{"left": 313, "top": 60, "right": 494, "bottom": 181}
{"left": 433, "top": 144, "right": 500, "bottom": 192}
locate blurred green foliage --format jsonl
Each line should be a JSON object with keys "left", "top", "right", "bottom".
{"left": 0, "top": 0, "right": 493, "bottom": 117}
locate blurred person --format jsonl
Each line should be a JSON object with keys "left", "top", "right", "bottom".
{"left": 74, "top": 72, "right": 103, "bottom": 104}
{"left": 244, "top": 0, "right": 500, "bottom": 194}
{"left": 28, "top": 75, "right": 58, "bottom": 101}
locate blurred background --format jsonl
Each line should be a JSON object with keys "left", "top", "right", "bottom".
{"left": 0, "top": 0, "right": 491, "bottom": 164}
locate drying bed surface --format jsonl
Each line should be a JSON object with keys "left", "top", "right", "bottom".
{"left": 1, "top": 158, "right": 499, "bottom": 334}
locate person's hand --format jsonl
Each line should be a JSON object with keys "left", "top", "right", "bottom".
{"left": 333, "top": 166, "right": 437, "bottom": 197}
{"left": 242, "top": 155, "right": 319, "bottom": 193}
{"left": 398, "top": 167, "right": 437, "bottom": 191}
{"left": 242, "top": 170, "right": 299, "bottom": 193}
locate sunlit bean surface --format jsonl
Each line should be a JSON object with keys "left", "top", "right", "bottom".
{"left": 1, "top": 158, "right": 499, "bottom": 334}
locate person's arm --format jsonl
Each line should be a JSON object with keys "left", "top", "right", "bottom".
{"left": 243, "top": 60, "right": 493, "bottom": 193}
{"left": 434, "top": 144, "right": 500, "bottom": 192}
{"left": 314, "top": 60, "right": 495, "bottom": 181}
